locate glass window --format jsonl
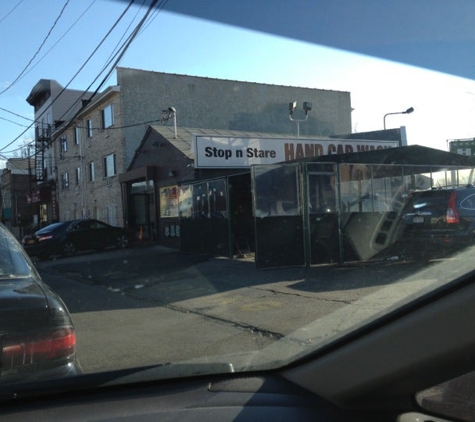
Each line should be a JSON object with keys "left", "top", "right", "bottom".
{"left": 62, "top": 172, "right": 69, "bottom": 190}
{"left": 179, "top": 185, "right": 193, "bottom": 218}
{"left": 74, "top": 127, "right": 81, "bottom": 145}
{"left": 160, "top": 186, "right": 179, "bottom": 218}
{"left": 60, "top": 135, "right": 67, "bottom": 153}
{"left": 87, "top": 119, "right": 93, "bottom": 138}
{"left": 193, "top": 182, "right": 208, "bottom": 218}
{"left": 75, "top": 167, "right": 81, "bottom": 185}
{"left": 253, "top": 164, "right": 301, "bottom": 217}
{"left": 208, "top": 180, "right": 227, "bottom": 218}
{"left": 89, "top": 162, "right": 95, "bottom": 182}
{"left": 102, "top": 104, "right": 114, "bottom": 128}
{"left": 103, "top": 153, "right": 116, "bottom": 177}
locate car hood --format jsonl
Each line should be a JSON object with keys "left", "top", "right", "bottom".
{"left": 0, "top": 279, "right": 50, "bottom": 333}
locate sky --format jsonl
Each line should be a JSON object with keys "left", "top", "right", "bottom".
{"left": 1, "top": 0, "right": 475, "bottom": 161}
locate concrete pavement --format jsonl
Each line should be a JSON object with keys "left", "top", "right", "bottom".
{"left": 37, "top": 244, "right": 425, "bottom": 339}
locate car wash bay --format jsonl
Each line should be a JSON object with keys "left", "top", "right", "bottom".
{"left": 178, "top": 146, "right": 475, "bottom": 269}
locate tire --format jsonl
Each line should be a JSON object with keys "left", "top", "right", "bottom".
{"left": 62, "top": 241, "right": 77, "bottom": 257}
{"left": 116, "top": 234, "right": 129, "bottom": 249}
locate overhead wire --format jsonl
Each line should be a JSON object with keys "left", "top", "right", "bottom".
{"left": 0, "top": 0, "right": 97, "bottom": 126}
{"left": 0, "top": 0, "right": 137, "bottom": 154}
{"left": 1, "top": 0, "right": 166, "bottom": 162}
{"left": 13, "top": 0, "right": 98, "bottom": 84}
{"left": 0, "top": 0, "right": 24, "bottom": 26}
{"left": 54, "top": 0, "right": 140, "bottom": 125}
{"left": 0, "top": 0, "right": 70, "bottom": 97}
{"left": 51, "top": 0, "right": 163, "bottom": 143}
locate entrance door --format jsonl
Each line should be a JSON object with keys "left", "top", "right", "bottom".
{"left": 252, "top": 163, "right": 304, "bottom": 269}
{"left": 132, "top": 193, "right": 150, "bottom": 240}
{"left": 304, "top": 163, "right": 339, "bottom": 265}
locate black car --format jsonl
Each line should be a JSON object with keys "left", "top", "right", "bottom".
{"left": 22, "top": 219, "right": 133, "bottom": 259}
{"left": 391, "top": 185, "right": 475, "bottom": 259}
{"left": 0, "top": 222, "right": 80, "bottom": 384}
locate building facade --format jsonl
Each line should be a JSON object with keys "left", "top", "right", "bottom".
{"left": 117, "top": 67, "right": 353, "bottom": 167}
{"left": 26, "top": 79, "right": 93, "bottom": 228}
{"left": 0, "top": 158, "right": 35, "bottom": 239}
{"left": 27, "top": 68, "right": 352, "bottom": 235}
{"left": 53, "top": 87, "right": 124, "bottom": 226}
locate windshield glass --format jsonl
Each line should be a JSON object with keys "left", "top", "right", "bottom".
{"left": 1, "top": 0, "right": 475, "bottom": 393}
{"left": 0, "top": 224, "right": 33, "bottom": 279}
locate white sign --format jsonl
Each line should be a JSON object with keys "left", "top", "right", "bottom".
{"left": 193, "top": 135, "right": 399, "bottom": 169}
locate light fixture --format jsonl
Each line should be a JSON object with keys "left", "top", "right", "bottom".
{"left": 288, "top": 101, "right": 312, "bottom": 137}
{"left": 383, "top": 107, "right": 414, "bottom": 129}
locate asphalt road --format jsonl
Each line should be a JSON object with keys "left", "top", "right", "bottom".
{"left": 36, "top": 245, "right": 425, "bottom": 374}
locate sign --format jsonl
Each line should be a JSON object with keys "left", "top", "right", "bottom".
{"left": 449, "top": 139, "right": 475, "bottom": 156}
{"left": 193, "top": 136, "right": 399, "bottom": 169}
{"left": 28, "top": 186, "right": 52, "bottom": 203}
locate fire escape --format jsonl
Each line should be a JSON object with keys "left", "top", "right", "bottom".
{"left": 33, "top": 123, "right": 51, "bottom": 183}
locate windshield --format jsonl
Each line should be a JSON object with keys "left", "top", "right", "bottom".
{"left": 2, "top": 0, "right": 475, "bottom": 398}
{"left": 0, "top": 224, "right": 34, "bottom": 279}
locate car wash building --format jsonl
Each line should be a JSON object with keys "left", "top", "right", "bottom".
{"left": 117, "top": 125, "right": 475, "bottom": 269}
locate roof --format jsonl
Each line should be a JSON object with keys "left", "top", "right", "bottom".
{"left": 129, "top": 126, "right": 475, "bottom": 174}
{"left": 302, "top": 144, "right": 475, "bottom": 167}
{"left": 128, "top": 125, "right": 306, "bottom": 170}
{"left": 5, "top": 158, "right": 32, "bottom": 173}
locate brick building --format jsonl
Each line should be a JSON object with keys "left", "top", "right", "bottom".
{"left": 0, "top": 158, "right": 34, "bottom": 239}
{"left": 53, "top": 86, "right": 124, "bottom": 226}
{"left": 27, "top": 68, "right": 352, "bottom": 235}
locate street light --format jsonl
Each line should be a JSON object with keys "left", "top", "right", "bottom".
{"left": 383, "top": 107, "right": 414, "bottom": 130}
{"left": 289, "top": 101, "right": 312, "bottom": 137}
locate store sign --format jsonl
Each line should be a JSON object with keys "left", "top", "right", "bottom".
{"left": 193, "top": 135, "right": 399, "bottom": 169}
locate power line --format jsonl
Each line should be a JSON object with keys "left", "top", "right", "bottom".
{"left": 0, "top": 0, "right": 97, "bottom": 125}
{"left": 52, "top": 0, "right": 163, "bottom": 142}
{"left": 0, "top": 115, "right": 30, "bottom": 127}
{"left": 13, "top": 0, "right": 98, "bottom": 84}
{"left": 0, "top": 0, "right": 70, "bottom": 97}
{"left": 54, "top": 0, "right": 138, "bottom": 125}
{"left": 0, "top": 0, "right": 24, "bottom": 25}
{"left": 0, "top": 0, "right": 136, "bottom": 153}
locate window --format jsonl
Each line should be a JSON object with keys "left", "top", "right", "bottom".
{"left": 74, "top": 127, "right": 81, "bottom": 145}
{"left": 103, "top": 153, "right": 116, "bottom": 177}
{"left": 60, "top": 135, "right": 67, "bottom": 153}
{"left": 89, "top": 162, "right": 95, "bottom": 182}
{"left": 87, "top": 119, "right": 93, "bottom": 138}
{"left": 160, "top": 186, "right": 179, "bottom": 218}
{"left": 61, "top": 172, "right": 69, "bottom": 190}
{"left": 102, "top": 104, "right": 114, "bottom": 128}
{"left": 75, "top": 167, "right": 81, "bottom": 185}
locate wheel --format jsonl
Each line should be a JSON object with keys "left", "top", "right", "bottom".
{"left": 62, "top": 241, "right": 77, "bottom": 257}
{"left": 116, "top": 234, "right": 129, "bottom": 249}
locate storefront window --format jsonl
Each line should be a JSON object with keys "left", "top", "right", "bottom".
{"left": 131, "top": 180, "right": 154, "bottom": 194}
{"left": 179, "top": 180, "right": 228, "bottom": 219}
{"left": 160, "top": 186, "right": 179, "bottom": 218}
{"left": 179, "top": 185, "right": 193, "bottom": 219}
{"left": 208, "top": 180, "right": 227, "bottom": 219}
{"left": 253, "top": 164, "right": 301, "bottom": 217}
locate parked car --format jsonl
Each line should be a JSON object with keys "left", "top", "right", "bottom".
{"left": 0, "top": 222, "right": 81, "bottom": 384}
{"left": 391, "top": 185, "right": 475, "bottom": 259}
{"left": 22, "top": 219, "right": 133, "bottom": 259}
